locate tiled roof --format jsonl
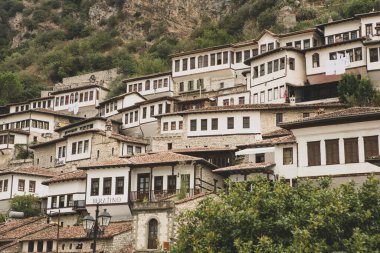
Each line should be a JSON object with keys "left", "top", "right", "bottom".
{"left": 170, "top": 147, "right": 237, "bottom": 153}
{"left": 175, "top": 192, "right": 215, "bottom": 204}
{"left": 55, "top": 117, "right": 121, "bottom": 132}
{"left": 123, "top": 71, "right": 172, "bottom": 82}
{"left": 0, "top": 217, "right": 45, "bottom": 235}
{"left": 29, "top": 137, "right": 66, "bottom": 149}
{"left": 0, "top": 223, "right": 51, "bottom": 241}
{"left": 280, "top": 107, "right": 380, "bottom": 129}
{"left": 42, "top": 170, "right": 87, "bottom": 185}
{"left": 97, "top": 92, "right": 146, "bottom": 106}
{"left": 77, "top": 159, "right": 131, "bottom": 169}
{"left": 50, "top": 84, "right": 109, "bottom": 95}
{"left": 160, "top": 103, "right": 344, "bottom": 116}
{"left": 262, "top": 129, "right": 292, "bottom": 139}
{"left": 128, "top": 151, "right": 202, "bottom": 165}
{"left": 213, "top": 162, "right": 274, "bottom": 174}
{"left": 108, "top": 132, "right": 148, "bottom": 145}
{"left": 238, "top": 135, "right": 296, "bottom": 149}
{"left": 20, "top": 221, "right": 132, "bottom": 241}
{"left": 0, "top": 108, "right": 83, "bottom": 120}
{"left": 0, "top": 166, "right": 58, "bottom": 178}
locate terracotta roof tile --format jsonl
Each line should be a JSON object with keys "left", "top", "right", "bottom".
{"left": 0, "top": 217, "right": 45, "bottom": 235}
{"left": 20, "top": 222, "right": 132, "bottom": 241}
{"left": 262, "top": 129, "right": 292, "bottom": 139}
{"left": 280, "top": 107, "right": 380, "bottom": 129}
{"left": 170, "top": 147, "right": 237, "bottom": 153}
{"left": 175, "top": 192, "right": 215, "bottom": 204}
{"left": 128, "top": 151, "right": 202, "bottom": 165}
{"left": 238, "top": 135, "right": 296, "bottom": 149}
{"left": 0, "top": 108, "right": 83, "bottom": 120}
{"left": 213, "top": 162, "right": 274, "bottom": 174}
{"left": 109, "top": 132, "right": 148, "bottom": 145}
{"left": 42, "top": 170, "right": 87, "bottom": 185}
{"left": 77, "top": 159, "right": 131, "bottom": 169}
{"left": 0, "top": 166, "right": 58, "bottom": 178}
{"left": 0, "top": 223, "right": 51, "bottom": 241}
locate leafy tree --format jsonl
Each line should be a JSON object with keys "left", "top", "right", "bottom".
{"left": 10, "top": 195, "right": 41, "bottom": 217}
{"left": 0, "top": 72, "right": 23, "bottom": 105}
{"left": 172, "top": 176, "right": 380, "bottom": 252}
{"left": 338, "top": 74, "right": 380, "bottom": 106}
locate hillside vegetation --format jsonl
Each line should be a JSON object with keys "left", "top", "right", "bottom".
{"left": 1, "top": 0, "right": 380, "bottom": 105}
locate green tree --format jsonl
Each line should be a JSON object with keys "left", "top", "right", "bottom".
{"left": 172, "top": 177, "right": 380, "bottom": 252}
{"left": 338, "top": 74, "right": 380, "bottom": 106}
{"left": 10, "top": 195, "right": 41, "bottom": 217}
{"left": 0, "top": 72, "right": 23, "bottom": 105}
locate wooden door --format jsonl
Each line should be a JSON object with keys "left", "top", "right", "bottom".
{"left": 137, "top": 173, "right": 150, "bottom": 201}
{"left": 148, "top": 219, "right": 158, "bottom": 249}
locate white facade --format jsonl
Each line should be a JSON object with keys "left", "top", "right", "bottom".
{"left": 99, "top": 93, "right": 146, "bottom": 118}
{"left": 217, "top": 92, "right": 251, "bottom": 106}
{"left": 0, "top": 131, "right": 28, "bottom": 150}
{"left": 125, "top": 73, "right": 174, "bottom": 98}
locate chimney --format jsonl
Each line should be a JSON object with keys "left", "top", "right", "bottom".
{"left": 105, "top": 119, "right": 113, "bottom": 137}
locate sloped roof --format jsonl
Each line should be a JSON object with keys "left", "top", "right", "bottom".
{"left": 42, "top": 170, "right": 87, "bottom": 185}
{"left": 0, "top": 217, "right": 46, "bottom": 235}
{"left": 213, "top": 162, "right": 274, "bottom": 174}
{"left": 0, "top": 166, "right": 58, "bottom": 178}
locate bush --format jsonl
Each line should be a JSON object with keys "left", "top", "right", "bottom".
{"left": 10, "top": 195, "right": 41, "bottom": 217}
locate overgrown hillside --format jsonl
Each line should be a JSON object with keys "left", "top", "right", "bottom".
{"left": 0, "top": 0, "right": 380, "bottom": 105}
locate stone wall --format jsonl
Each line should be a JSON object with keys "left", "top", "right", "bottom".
{"left": 34, "top": 145, "right": 56, "bottom": 169}
{"left": 61, "top": 69, "right": 118, "bottom": 89}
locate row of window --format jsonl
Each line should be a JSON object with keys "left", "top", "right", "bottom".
{"left": 54, "top": 90, "right": 95, "bottom": 107}
{"left": 0, "top": 134, "right": 15, "bottom": 145}
{"left": 127, "top": 78, "right": 169, "bottom": 93}
{"left": 27, "top": 240, "right": 53, "bottom": 252}
{"left": 18, "top": 179, "right": 36, "bottom": 192}
{"left": 71, "top": 140, "right": 89, "bottom": 155}
{"left": 123, "top": 144, "right": 143, "bottom": 156}
{"left": 51, "top": 194, "right": 74, "bottom": 208}
{"left": 189, "top": 117, "right": 250, "bottom": 131}
{"left": 252, "top": 57, "right": 292, "bottom": 78}
{"left": 329, "top": 47, "right": 362, "bottom": 62}
{"left": 162, "top": 121, "right": 184, "bottom": 131}
{"left": 14, "top": 100, "right": 52, "bottom": 113}
{"left": 253, "top": 85, "right": 286, "bottom": 104}
{"left": 104, "top": 101, "right": 118, "bottom": 114}
{"left": 0, "top": 179, "right": 8, "bottom": 192}
{"left": 283, "top": 38, "right": 315, "bottom": 50}
{"left": 178, "top": 79, "right": 204, "bottom": 92}
{"left": 90, "top": 177, "right": 125, "bottom": 196}
{"left": 222, "top": 96, "right": 246, "bottom": 106}
{"left": 0, "top": 120, "right": 49, "bottom": 131}
{"left": 124, "top": 103, "right": 169, "bottom": 124}
{"left": 326, "top": 30, "right": 359, "bottom": 45}
{"left": 307, "top": 135, "right": 378, "bottom": 166}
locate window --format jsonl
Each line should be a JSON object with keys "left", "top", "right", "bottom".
{"left": 190, "top": 57, "right": 196, "bottom": 69}
{"left": 179, "top": 121, "right": 183, "bottom": 129}
{"left": 344, "top": 138, "right": 359, "bottom": 163}
{"left": 201, "top": 119, "right": 207, "bottom": 131}
{"left": 268, "top": 61, "right": 273, "bottom": 74}
{"left": 217, "top": 53, "right": 222, "bottom": 65}
{"left": 142, "top": 107, "right": 147, "bottom": 119}
{"left": 203, "top": 55, "right": 209, "bottom": 67}
{"left": 0, "top": 181, "right": 2, "bottom": 192}
{"left": 167, "top": 175, "right": 176, "bottom": 194}
{"left": 67, "top": 194, "right": 73, "bottom": 207}
{"left": 210, "top": 53, "right": 216, "bottom": 65}
{"left": 252, "top": 49, "right": 259, "bottom": 56}
{"left": 89, "top": 91, "right": 94, "bottom": 101}
{"left": 188, "top": 80, "right": 194, "bottom": 91}
{"left": 243, "top": 117, "right": 250, "bottom": 129}
{"left": 3, "top": 179, "right": 7, "bottom": 191}
{"left": 364, "top": 136, "right": 379, "bottom": 159}
{"left": 244, "top": 50, "right": 250, "bottom": 60}
{"left": 236, "top": 52, "right": 242, "bottom": 63}
{"left": 18, "top": 179, "right": 25, "bottom": 191}
{"left": 268, "top": 89, "right": 273, "bottom": 101}
{"left": 163, "top": 122, "right": 168, "bottom": 131}
{"left": 150, "top": 105, "right": 155, "bottom": 117}
{"left": 153, "top": 80, "right": 157, "bottom": 89}
{"left": 276, "top": 113, "right": 283, "bottom": 125}
{"left": 103, "top": 177, "right": 112, "bottom": 195}
{"left": 59, "top": 195, "right": 65, "bottom": 208}
{"left": 370, "top": 48, "right": 379, "bottom": 62}
{"left": 28, "top": 241, "right": 34, "bottom": 252}
{"left": 190, "top": 120, "right": 197, "bottom": 131}
{"left": 138, "top": 83, "right": 142, "bottom": 91}
{"left": 280, "top": 57, "right": 285, "bottom": 69}
{"left": 135, "top": 110, "right": 139, "bottom": 121}
{"left": 303, "top": 112, "right": 310, "bottom": 118}
{"left": 307, "top": 141, "right": 321, "bottom": 166}
{"left": 304, "top": 39, "right": 310, "bottom": 49}
{"left": 175, "top": 60, "right": 180, "bottom": 72}
{"left": 343, "top": 33, "right": 349, "bottom": 41}
{"left": 182, "top": 58, "right": 188, "bottom": 71}
{"left": 238, "top": 96, "right": 245, "bottom": 105}
{"left": 268, "top": 43, "right": 274, "bottom": 51}
{"left": 260, "top": 44, "right": 266, "bottom": 54}
{"left": 47, "top": 241, "right": 53, "bottom": 252}
{"left": 145, "top": 80, "right": 150, "bottom": 91}
{"left": 294, "top": 41, "right": 301, "bottom": 49}
{"left": 29, "top": 180, "right": 36, "bottom": 193}
{"left": 312, "top": 53, "right": 320, "bottom": 68}
{"left": 260, "top": 91, "right": 265, "bottom": 103}
{"left": 286, "top": 42, "right": 292, "bottom": 47}
{"left": 171, "top": 121, "right": 176, "bottom": 130}
{"left": 158, "top": 104, "right": 163, "bottom": 115}
{"left": 211, "top": 118, "right": 218, "bottom": 130}
{"left": 366, "top": 24, "right": 373, "bottom": 36}
{"left": 253, "top": 66, "right": 259, "bottom": 78}
{"left": 260, "top": 64, "right": 265, "bottom": 76}
{"left": 51, "top": 196, "right": 57, "bottom": 208}
{"left": 116, "top": 177, "right": 124, "bottom": 195}
{"left": 227, "top": 117, "right": 234, "bottom": 129}
{"left": 91, "top": 178, "right": 100, "bottom": 196}
{"left": 355, "top": 47, "right": 362, "bottom": 61}
{"left": 283, "top": 148, "right": 293, "bottom": 165}
{"left": 198, "top": 56, "right": 203, "bottom": 68}
{"left": 289, "top": 57, "right": 295, "bottom": 70}
{"left": 127, "top": 145, "right": 133, "bottom": 155}
{"left": 72, "top": 142, "right": 77, "bottom": 155}
{"left": 136, "top": 146, "right": 142, "bottom": 153}
{"left": 37, "top": 241, "right": 43, "bottom": 252}
{"left": 327, "top": 35, "right": 334, "bottom": 44}
{"left": 77, "top": 141, "right": 83, "bottom": 154}
{"left": 325, "top": 139, "right": 340, "bottom": 165}
{"left": 256, "top": 153, "right": 265, "bottom": 163}
{"left": 179, "top": 82, "right": 184, "bottom": 92}
{"left": 351, "top": 31, "right": 357, "bottom": 39}
{"left": 273, "top": 59, "right": 279, "bottom": 72}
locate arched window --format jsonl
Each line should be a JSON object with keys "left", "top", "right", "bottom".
{"left": 148, "top": 219, "right": 158, "bottom": 249}
{"left": 312, "top": 53, "right": 320, "bottom": 68}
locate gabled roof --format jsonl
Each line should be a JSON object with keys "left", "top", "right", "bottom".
{"left": 280, "top": 107, "right": 380, "bottom": 129}
{"left": 0, "top": 221, "right": 51, "bottom": 241}
{"left": 0, "top": 166, "right": 58, "bottom": 178}
{"left": 213, "top": 162, "right": 274, "bottom": 175}
{"left": 0, "top": 217, "right": 46, "bottom": 235}
{"left": 262, "top": 129, "right": 292, "bottom": 139}
{"left": 42, "top": 170, "right": 87, "bottom": 185}
{"left": 118, "top": 96, "right": 178, "bottom": 113}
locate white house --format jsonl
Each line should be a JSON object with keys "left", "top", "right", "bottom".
{"left": 97, "top": 92, "right": 146, "bottom": 119}
{"left": 0, "top": 166, "right": 57, "bottom": 213}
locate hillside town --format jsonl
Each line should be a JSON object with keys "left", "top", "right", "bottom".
{"left": 1, "top": 10, "right": 380, "bottom": 252}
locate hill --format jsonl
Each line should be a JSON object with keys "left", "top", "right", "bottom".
{"left": 0, "top": 0, "right": 379, "bottom": 105}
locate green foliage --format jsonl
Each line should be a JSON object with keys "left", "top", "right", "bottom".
{"left": 15, "top": 144, "right": 34, "bottom": 159}
{"left": 10, "top": 195, "right": 41, "bottom": 217}
{"left": 338, "top": 74, "right": 380, "bottom": 106}
{"left": 0, "top": 213, "right": 6, "bottom": 223}
{"left": 172, "top": 176, "right": 380, "bottom": 252}
{"left": 0, "top": 72, "right": 23, "bottom": 105}
{"left": 177, "top": 179, "right": 189, "bottom": 200}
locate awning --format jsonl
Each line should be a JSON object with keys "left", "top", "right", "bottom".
{"left": 236, "top": 147, "right": 275, "bottom": 155}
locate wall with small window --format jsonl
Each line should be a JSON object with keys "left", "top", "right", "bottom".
{"left": 291, "top": 120, "right": 380, "bottom": 178}
{"left": 126, "top": 75, "right": 173, "bottom": 97}
{"left": 0, "top": 133, "right": 28, "bottom": 149}
{"left": 273, "top": 143, "right": 298, "bottom": 179}
{"left": 366, "top": 45, "right": 380, "bottom": 71}
{"left": 9, "top": 103, "right": 29, "bottom": 113}
{"left": 7, "top": 174, "right": 49, "bottom": 199}
{"left": 0, "top": 175, "right": 11, "bottom": 202}
{"left": 323, "top": 20, "right": 360, "bottom": 44}
{"left": 120, "top": 142, "right": 146, "bottom": 157}
{"left": 22, "top": 240, "right": 56, "bottom": 253}
{"left": 160, "top": 115, "right": 184, "bottom": 134}
{"left": 186, "top": 111, "right": 260, "bottom": 137}
{"left": 0, "top": 112, "right": 55, "bottom": 135}
{"left": 217, "top": 92, "right": 250, "bottom": 106}
{"left": 280, "top": 32, "right": 320, "bottom": 50}
{"left": 47, "top": 180, "right": 85, "bottom": 215}
{"left": 66, "top": 134, "right": 92, "bottom": 162}
{"left": 360, "top": 15, "right": 380, "bottom": 39}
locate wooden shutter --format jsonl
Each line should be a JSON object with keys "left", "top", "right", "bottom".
{"left": 307, "top": 141, "right": 321, "bottom": 166}
{"left": 325, "top": 139, "right": 339, "bottom": 165}
{"left": 344, "top": 138, "right": 359, "bottom": 163}
{"left": 364, "top": 136, "right": 379, "bottom": 159}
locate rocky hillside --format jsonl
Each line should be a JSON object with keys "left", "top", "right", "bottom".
{"left": 0, "top": 0, "right": 379, "bottom": 105}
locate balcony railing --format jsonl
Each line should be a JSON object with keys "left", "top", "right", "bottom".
{"left": 130, "top": 189, "right": 200, "bottom": 202}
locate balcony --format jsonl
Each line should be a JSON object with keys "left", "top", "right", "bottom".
{"left": 129, "top": 189, "right": 200, "bottom": 203}
{"left": 73, "top": 200, "right": 86, "bottom": 210}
